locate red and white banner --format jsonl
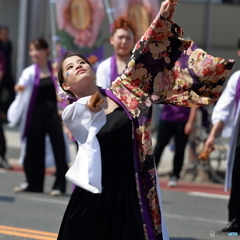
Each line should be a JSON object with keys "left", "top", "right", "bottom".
{"left": 109, "top": 0, "right": 160, "bottom": 39}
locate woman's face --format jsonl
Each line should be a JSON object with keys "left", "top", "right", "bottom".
{"left": 110, "top": 28, "right": 135, "bottom": 57}
{"left": 61, "top": 55, "right": 96, "bottom": 97}
{"left": 29, "top": 44, "right": 49, "bottom": 64}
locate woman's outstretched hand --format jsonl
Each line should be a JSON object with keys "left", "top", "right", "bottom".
{"left": 160, "top": 0, "right": 178, "bottom": 20}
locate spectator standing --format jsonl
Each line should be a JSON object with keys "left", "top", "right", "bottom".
{"left": 96, "top": 16, "right": 136, "bottom": 88}
{"left": 8, "top": 38, "right": 68, "bottom": 196}
{"left": 204, "top": 38, "right": 240, "bottom": 233}
{"left": 0, "top": 50, "right": 11, "bottom": 169}
{"left": 153, "top": 105, "right": 197, "bottom": 187}
{"left": 0, "top": 26, "right": 15, "bottom": 119}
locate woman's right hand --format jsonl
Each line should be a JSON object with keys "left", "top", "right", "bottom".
{"left": 14, "top": 84, "right": 25, "bottom": 92}
{"left": 160, "top": 0, "right": 178, "bottom": 20}
{"left": 87, "top": 92, "right": 104, "bottom": 113}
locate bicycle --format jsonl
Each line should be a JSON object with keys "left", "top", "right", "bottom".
{"left": 183, "top": 125, "right": 228, "bottom": 184}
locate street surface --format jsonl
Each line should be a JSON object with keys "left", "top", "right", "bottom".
{"left": 0, "top": 169, "right": 231, "bottom": 240}
{"left": 0, "top": 125, "right": 233, "bottom": 240}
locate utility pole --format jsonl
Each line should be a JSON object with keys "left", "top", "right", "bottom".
{"left": 205, "top": 0, "right": 213, "bottom": 53}
{"left": 103, "top": 0, "right": 115, "bottom": 25}
{"left": 49, "top": 0, "right": 57, "bottom": 60}
{"left": 16, "top": 0, "right": 29, "bottom": 79}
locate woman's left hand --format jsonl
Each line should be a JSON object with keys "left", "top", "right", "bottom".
{"left": 159, "top": 0, "right": 178, "bottom": 20}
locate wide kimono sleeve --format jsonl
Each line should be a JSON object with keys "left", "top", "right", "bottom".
{"left": 110, "top": 13, "right": 235, "bottom": 113}
{"left": 62, "top": 98, "right": 106, "bottom": 193}
{"left": 7, "top": 65, "right": 35, "bottom": 127}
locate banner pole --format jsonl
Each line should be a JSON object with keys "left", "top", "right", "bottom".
{"left": 103, "top": 0, "right": 114, "bottom": 25}
{"left": 49, "top": 0, "right": 57, "bottom": 60}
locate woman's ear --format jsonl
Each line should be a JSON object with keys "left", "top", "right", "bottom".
{"left": 110, "top": 36, "right": 114, "bottom": 46}
{"left": 237, "top": 49, "right": 240, "bottom": 57}
{"left": 62, "top": 82, "right": 70, "bottom": 91}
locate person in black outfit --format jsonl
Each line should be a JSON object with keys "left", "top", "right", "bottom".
{"left": 0, "top": 50, "right": 11, "bottom": 169}
{"left": 205, "top": 38, "right": 240, "bottom": 233}
{"left": 12, "top": 38, "right": 68, "bottom": 196}
{"left": 153, "top": 106, "right": 197, "bottom": 187}
{"left": 0, "top": 26, "right": 15, "bottom": 119}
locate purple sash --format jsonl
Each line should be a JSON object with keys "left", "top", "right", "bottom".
{"left": 22, "top": 62, "right": 57, "bottom": 139}
{"left": 99, "top": 88, "right": 156, "bottom": 240}
{"left": 110, "top": 54, "right": 118, "bottom": 83}
{"left": 235, "top": 74, "right": 240, "bottom": 110}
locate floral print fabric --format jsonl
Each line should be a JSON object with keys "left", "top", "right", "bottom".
{"left": 110, "top": 13, "right": 235, "bottom": 240}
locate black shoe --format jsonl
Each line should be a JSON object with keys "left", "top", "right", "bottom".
{"left": 221, "top": 218, "right": 240, "bottom": 232}
{"left": 0, "top": 157, "right": 12, "bottom": 170}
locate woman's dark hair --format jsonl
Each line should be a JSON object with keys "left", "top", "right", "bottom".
{"left": 57, "top": 51, "right": 93, "bottom": 98}
{"left": 29, "top": 38, "right": 49, "bottom": 50}
{"left": 238, "top": 38, "right": 240, "bottom": 50}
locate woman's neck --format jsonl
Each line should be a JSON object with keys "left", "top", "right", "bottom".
{"left": 115, "top": 53, "right": 131, "bottom": 64}
{"left": 115, "top": 54, "right": 131, "bottom": 75}
{"left": 38, "top": 61, "right": 50, "bottom": 78}
{"left": 74, "top": 80, "right": 99, "bottom": 99}
{"left": 37, "top": 60, "right": 48, "bottom": 69}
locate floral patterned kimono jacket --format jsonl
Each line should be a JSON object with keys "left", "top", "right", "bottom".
{"left": 61, "top": 13, "right": 234, "bottom": 240}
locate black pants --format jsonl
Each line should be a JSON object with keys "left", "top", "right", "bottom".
{"left": 0, "top": 120, "right": 6, "bottom": 158}
{"left": 0, "top": 83, "right": 6, "bottom": 158}
{"left": 153, "top": 120, "right": 189, "bottom": 179}
{"left": 228, "top": 146, "right": 240, "bottom": 223}
{"left": 23, "top": 111, "right": 68, "bottom": 193}
{"left": 0, "top": 74, "right": 15, "bottom": 114}
{"left": 0, "top": 73, "right": 15, "bottom": 114}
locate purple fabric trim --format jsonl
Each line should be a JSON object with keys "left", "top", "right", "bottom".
{"left": 110, "top": 54, "right": 118, "bottom": 83}
{"left": 100, "top": 89, "right": 131, "bottom": 119}
{"left": 100, "top": 88, "right": 156, "bottom": 240}
{"left": 22, "top": 62, "right": 56, "bottom": 139}
{"left": 235, "top": 75, "right": 240, "bottom": 110}
{"left": 22, "top": 64, "right": 40, "bottom": 139}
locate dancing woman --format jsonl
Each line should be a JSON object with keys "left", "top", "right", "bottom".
{"left": 56, "top": 1, "right": 234, "bottom": 239}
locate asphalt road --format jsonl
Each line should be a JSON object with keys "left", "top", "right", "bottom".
{"left": 0, "top": 124, "right": 233, "bottom": 240}
{"left": 0, "top": 167, "right": 232, "bottom": 240}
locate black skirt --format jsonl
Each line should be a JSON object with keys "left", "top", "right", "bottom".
{"left": 57, "top": 107, "right": 145, "bottom": 240}
{"left": 57, "top": 183, "right": 145, "bottom": 240}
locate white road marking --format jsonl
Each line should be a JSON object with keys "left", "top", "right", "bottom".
{"left": 188, "top": 191, "right": 229, "bottom": 200}
{"left": 164, "top": 213, "right": 227, "bottom": 224}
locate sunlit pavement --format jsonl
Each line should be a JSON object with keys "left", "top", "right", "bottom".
{"left": 1, "top": 125, "right": 232, "bottom": 240}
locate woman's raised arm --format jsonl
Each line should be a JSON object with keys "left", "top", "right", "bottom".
{"left": 111, "top": 0, "right": 234, "bottom": 109}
